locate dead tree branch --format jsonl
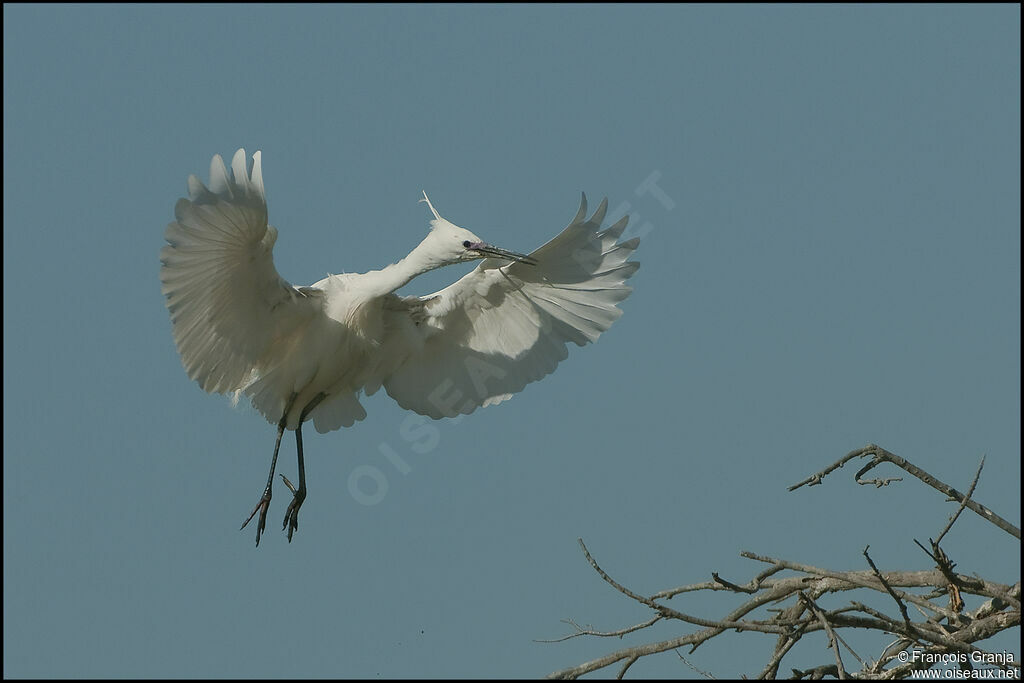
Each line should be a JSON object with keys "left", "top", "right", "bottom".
{"left": 546, "top": 445, "right": 1020, "bottom": 679}
{"left": 789, "top": 444, "right": 1019, "bottom": 540}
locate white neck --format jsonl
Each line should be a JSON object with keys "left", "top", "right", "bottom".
{"left": 362, "top": 236, "right": 450, "bottom": 297}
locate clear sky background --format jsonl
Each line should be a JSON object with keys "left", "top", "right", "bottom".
{"left": 3, "top": 4, "right": 1019, "bottom": 679}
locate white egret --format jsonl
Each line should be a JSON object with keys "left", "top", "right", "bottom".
{"left": 160, "top": 149, "right": 640, "bottom": 544}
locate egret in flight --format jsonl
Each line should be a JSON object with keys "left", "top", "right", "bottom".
{"left": 160, "top": 149, "right": 640, "bottom": 545}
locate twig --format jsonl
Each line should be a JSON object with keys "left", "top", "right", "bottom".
{"left": 757, "top": 620, "right": 807, "bottom": 679}
{"left": 577, "top": 539, "right": 789, "bottom": 635}
{"left": 712, "top": 572, "right": 757, "bottom": 594}
{"left": 653, "top": 563, "right": 784, "bottom": 600}
{"left": 935, "top": 456, "right": 985, "bottom": 547}
{"left": 799, "top": 592, "right": 847, "bottom": 679}
{"left": 535, "top": 616, "right": 662, "bottom": 643}
{"left": 914, "top": 540, "right": 966, "bottom": 614}
{"left": 855, "top": 463, "right": 903, "bottom": 487}
{"left": 790, "top": 663, "right": 839, "bottom": 679}
{"left": 792, "top": 445, "right": 1020, "bottom": 539}
{"left": 616, "top": 655, "right": 638, "bottom": 679}
{"left": 788, "top": 446, "right": 868, "bottom": 490}
{"left": 674, "top": 649, "right": 715, "bottom": 679}
{"left": 863, "top": 546, "right": 915, "bottom": 636}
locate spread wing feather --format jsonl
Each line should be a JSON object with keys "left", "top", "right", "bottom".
{"left": 160, "top": 149, "right": 323, "bottom": 397}
{"left": 383, "top": 195, "right": 639, "bottom": 418}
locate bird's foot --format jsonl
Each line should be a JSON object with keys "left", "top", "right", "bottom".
{"left": 280, "top": 474, "right": 305, "bottom": 543}
{"left": 241, "top": 489, "right": 272, "bottom": 546}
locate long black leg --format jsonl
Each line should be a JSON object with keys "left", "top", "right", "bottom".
{"left": 282, "top": 393, "right": 326, "bottom": 542}
{"left": 241, "top": 393, "right": 297, "bottom": 546}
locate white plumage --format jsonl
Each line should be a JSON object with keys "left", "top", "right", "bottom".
{"left": 160, "top": 149, "right": 639, "bottom": 543}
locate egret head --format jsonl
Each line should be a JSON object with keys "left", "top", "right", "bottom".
{"left": 419, "top": 193, "right": 536, "bottom": 268}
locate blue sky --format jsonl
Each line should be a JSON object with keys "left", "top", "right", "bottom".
{"left": 3, "top": 4, "right": 1019, "bottom": 679}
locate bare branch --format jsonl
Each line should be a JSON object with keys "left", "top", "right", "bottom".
{"left": 712, "top": 571, "right": 757, "bottom": 594}
{"left": 674, "top": 649, "right": 715, "bottom": 679}
{"left": 739, "top": 552, "right": 976, "bottom": 620}
{"left": 535, "top": 616, "right": 662, "bottom": 643}
{"left": 799, "top": 592, "right": 847, "bottom": 679}
{"left": 791, "top": 444, "right": 1020, "bottom": 539}
{"left": 547, "top": 446, "right": 1020, "bottom": 679}
{"left": 577, "top": 538, "right": 791, "bottom": 635}
{"left": 653, "top": 563, "right": 784, "bottom": 600}
{"left": 863, "top": 546, "right": 916, "bottom": 635}
{"left": 788, "top": 446, "right": 870, "bottom": 490}
{"left": 934, "top": 456, "right": 985, "bottom": 546}
{"left": 757, "top": 619, "right": 807, "bottom": 679}
{"left": 616, "top": 655, "right": 638, "bottom": 679}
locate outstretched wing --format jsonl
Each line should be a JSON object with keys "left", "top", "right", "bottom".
{"left": 383, "top": 195, "right": 639, "bottom": 418}
{"left": 160, "top": 149, "right": 323, "bottom": 396}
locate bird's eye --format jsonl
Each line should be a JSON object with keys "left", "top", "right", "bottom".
{"left": 462, "top": 240, "right": 472, "bottom": 248}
